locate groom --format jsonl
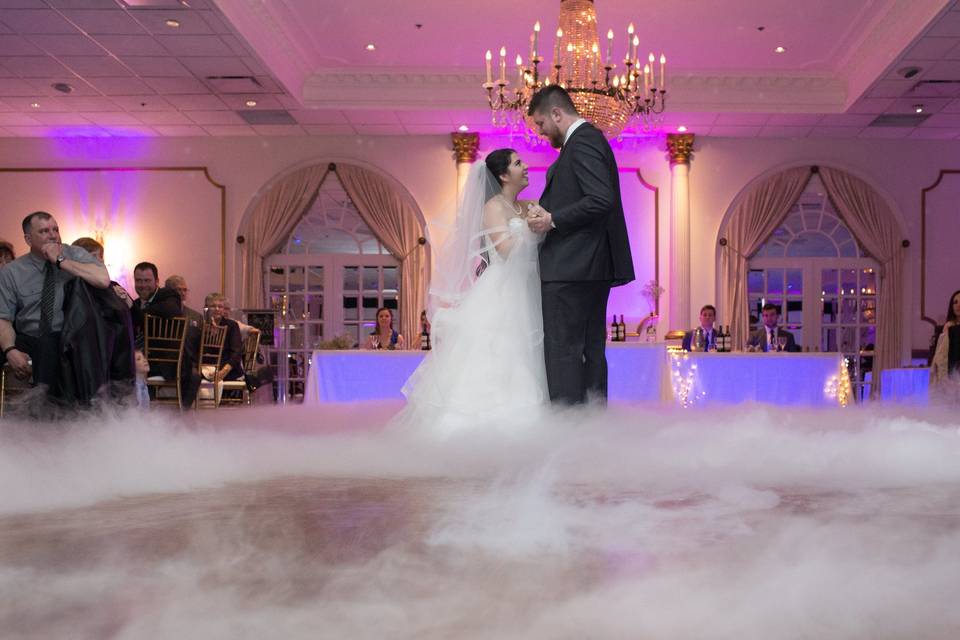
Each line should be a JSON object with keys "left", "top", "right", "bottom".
{"left": 527, "top": 85, "right": 635, "bottom": 405}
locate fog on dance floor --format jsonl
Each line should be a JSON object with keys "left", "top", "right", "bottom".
{"left": 1, "top": 401, "right": 959, "bottom": 639}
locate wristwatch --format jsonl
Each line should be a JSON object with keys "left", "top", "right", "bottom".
{"left": 55, "top": 254, "right": 65, "bottom": 268}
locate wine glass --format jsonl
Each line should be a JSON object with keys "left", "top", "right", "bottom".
{"left": 371, "top": 334, "right": 380, "bottom": 350}
{"left": 777, "top": 335, "right": 788, "bottom": 352}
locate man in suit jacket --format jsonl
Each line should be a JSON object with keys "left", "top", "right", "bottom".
{"left": 682, "top": 304, "right": 718, "bottom": 351}
{"left": 746, "top": 303, "right": 800, "bottom": 352}
{"left": 526, "top": 85, "right": 635, "bottom": 404}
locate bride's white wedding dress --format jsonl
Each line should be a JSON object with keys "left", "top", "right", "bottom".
{"left": 394, "top": 166, "right": 548, "bottom": 437}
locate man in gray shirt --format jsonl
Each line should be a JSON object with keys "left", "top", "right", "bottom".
{"left": 0, "top": 211, "right": 110, "bottom": 385}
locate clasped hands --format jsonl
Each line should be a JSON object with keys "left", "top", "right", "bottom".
{"left": 526, "top": 205, "right": 554, "bottom": 234}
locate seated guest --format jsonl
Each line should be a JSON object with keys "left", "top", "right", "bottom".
{"left": 0, "top": 212, "right": 110, "bottom": 399}
{"left": 205, "top": 293, "right": 244, "bottom": 382}
{"left": 165, "top": 275, "right": 203, "bottom": 328}
{"left": 132, "top": 262, "right": 203, "bottom": 407}
{"left": 364, "top": 307, "right": 405, "bottom": 350}
{"left": 71, "top": 237, "right": 134, "bottom": 309}
{"left": 931, "top": 289, "right": 960, "bottom": 388}
{"left": 131, "top": 261, "right": 183, "bottom": 344}
{"left": 747, "top": 303, "right": 799, "bottom": 352}
{"left": 0, "top": 240, "right": 14, "bottom": 266}
{"left": 682, "top": 304, "right": 718, "bottom": 351}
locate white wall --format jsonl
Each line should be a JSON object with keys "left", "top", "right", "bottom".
{"left": 0, "top": 131, "right": 955, "bottom": 359}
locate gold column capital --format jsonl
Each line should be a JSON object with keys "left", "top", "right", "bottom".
{"left": 451, "top": 131, "right": 480, "bottom": 164}
{"left": 666, "top": 133, "right": 695, "bottom": 166}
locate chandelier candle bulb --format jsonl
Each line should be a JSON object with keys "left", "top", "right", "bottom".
{"left": 485, "top": 50, "right": 492, "bottom": 84}
{"left": 643, "top": 64, "right": 650, "bottom": 93}
{"left": 625, "top": 23, "right": 634, "bottom": 61}
{"left": 632, "top": 35, "right": 640, "bottom": 64}
{"left": 499, "top": 46, "right": 506, "bottom": 83}
{"left": 659, "top": 54, "right": 666, "bottom": 90}
{"left": 606, "top": 29, "right": 614, "bottom": 64}
{"left": 516, "top": 54, "right": 523, "bottom": 86}
{"left": 648, "top": 52, "right": 655, "bottom": 87}
{"left": 555, "top": 28, "right": 563, "bottom": 65}
{"left": 533, "top": 21, "right": 540, "bottom": 58}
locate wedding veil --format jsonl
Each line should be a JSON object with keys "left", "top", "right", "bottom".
{"left": 427, "top": 160, "right": 504, "bottom": 316}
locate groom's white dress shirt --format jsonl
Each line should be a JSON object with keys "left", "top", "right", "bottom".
{"left": 563, "top": 118, "right": 587, "bottom": 147}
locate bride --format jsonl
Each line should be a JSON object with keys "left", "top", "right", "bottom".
{"left": 394, "top": 149, "right": 548, "bottom": 436}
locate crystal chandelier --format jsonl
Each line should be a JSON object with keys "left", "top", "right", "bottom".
{"left": 483, "top": 0, "right": 667, "bottom": 140}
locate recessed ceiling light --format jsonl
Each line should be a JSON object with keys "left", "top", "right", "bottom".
{"left": 365, "top": 43, "right": 376, "bottom": 51}
{"left": 914, "top": 104, "right": 924, "bottom": 113}
{"left": 677, "top": 125, "right": 688, "bottom": 132}
{"left": 245, "top": 99, "right": 258, "bottom": 107}
{"left": 165, "top": 19, "right": 181, "bottom": 28}
{"left": 458, "top": 124, "right": 469, "bottom": 132}
{"left": 30, "top": 102, "right": 39, "bottom": 108}
{"left": 775, "top": 46, "right": 785, "bottom": 54}
{"left": 51, "top": 82, "right": 73, "bottom": 94}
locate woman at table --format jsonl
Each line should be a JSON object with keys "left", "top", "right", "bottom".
{"left": 930, "top": 289, "right": 960, "bottom": 393}
{"left": 364, "top": 307, "right": 405, "bottom": 350}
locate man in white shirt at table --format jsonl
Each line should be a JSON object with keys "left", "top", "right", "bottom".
{"left": 747, "top": 303, "right": 799, "bottom": 352}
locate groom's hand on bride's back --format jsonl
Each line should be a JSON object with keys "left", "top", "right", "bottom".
{"left": 527, "top": 205, "right": 554, "bottom": 233}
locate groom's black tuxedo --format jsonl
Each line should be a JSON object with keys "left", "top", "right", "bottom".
{"left": 538, "top": 121, "right": 635, "bottom": 404}
{"left": 539, "top": 122, "right": 635, "bottom": 286}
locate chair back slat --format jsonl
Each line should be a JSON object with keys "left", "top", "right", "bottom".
{"left": 144, "top": 315, "right": 187, "bottom": 365}
{"left": 198, "top": 322, "right": 227, "bottom": 369}
{"left": 241, "top": 331, "right": 261, "bottom": 373}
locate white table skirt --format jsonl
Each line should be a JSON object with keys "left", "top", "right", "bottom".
{"left": 303, "top": 343, "right": 670, "bottom": 405}
{"left": 669, "top": 351, "right": 845, "bottom": 407}
{"left": 303, "top": 344, "right": 846, "bottom": 407}
{"left": 879, "top": 367, "right": 930, "bottom": 404}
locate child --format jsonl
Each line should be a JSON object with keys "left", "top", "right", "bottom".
{"left": 134, "top": 350, "right": 150, "bottom": 409}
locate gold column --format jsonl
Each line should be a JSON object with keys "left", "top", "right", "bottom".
{"left": 666, "top": 133, "right": 694, "bottom": 332}
{"left": 451, "top": 132, "right": 480, "bottom": 199}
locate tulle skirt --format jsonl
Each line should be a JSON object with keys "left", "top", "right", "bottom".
{"left": 394, "top": 252, "right": 548, "bottom": 437}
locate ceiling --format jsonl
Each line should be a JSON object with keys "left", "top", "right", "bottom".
{"left": 0, "top": 0, "right": 959, "bottom": 138}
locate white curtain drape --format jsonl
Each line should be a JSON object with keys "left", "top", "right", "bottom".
{"left": 239, "top": 165, "right": 329, "bottom": 307}
{"left": 719, "top": 167, "right": 811, "bottom": 350}
{"left": 336, "top": 164, "right": 427, "bottom": 344}
{"left": 820, "top": 167, "right": 905, "bottom": 396}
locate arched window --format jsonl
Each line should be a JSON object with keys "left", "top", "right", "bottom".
{"left": 748, "top": 174, "right": 878, "bottom": 370}
{"left": 263, "top": 172, "right": 399, "bottom": 399}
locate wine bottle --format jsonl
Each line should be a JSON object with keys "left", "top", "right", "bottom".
{"left": 618, "top": 314, "right": 626, "bottom": 342}
{"left": 419, "top": 311, "right": 431, "bottom": 350}
{"left": 611, "top": 314, "right": 619, "bottom": 342}
{"left": 721, "top": 325, "right": 730, "bottom": 352}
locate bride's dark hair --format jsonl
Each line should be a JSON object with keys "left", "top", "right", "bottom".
{"left": 485, "top": 148, "right": 516, "bottom": 187}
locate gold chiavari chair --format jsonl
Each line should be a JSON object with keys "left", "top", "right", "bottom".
{"left": 219, "top": 330, "right": 261, "bottom": 406}
{"left": 143, "top": 315, "right": 188, "bottom": 410}
{"left": 195, "top": 322, "right": 227, "bottom": 409}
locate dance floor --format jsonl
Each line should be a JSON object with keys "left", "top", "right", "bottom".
{"left": 1, "top": 403, "right": 959, "bottom": 639}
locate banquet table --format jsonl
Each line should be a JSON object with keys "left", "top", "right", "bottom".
{"left": 878, "top": 367, "right": 930, "bottom": 404}
{"left": 667, "top": 350, "right": 846, "bottom": 407}
{"left": 303, "top": 344, "right": 847, "bottom": 407}
{"left": 303, "top": 343, "right": 670, "bottom": 405}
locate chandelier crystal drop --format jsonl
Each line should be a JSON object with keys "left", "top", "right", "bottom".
{"left": 483, "top": 0, "right": 667, "bottom": 141}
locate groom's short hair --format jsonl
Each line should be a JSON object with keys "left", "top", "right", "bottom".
{"left": 527, "top": 85, "right": 578, "bottom": 116}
